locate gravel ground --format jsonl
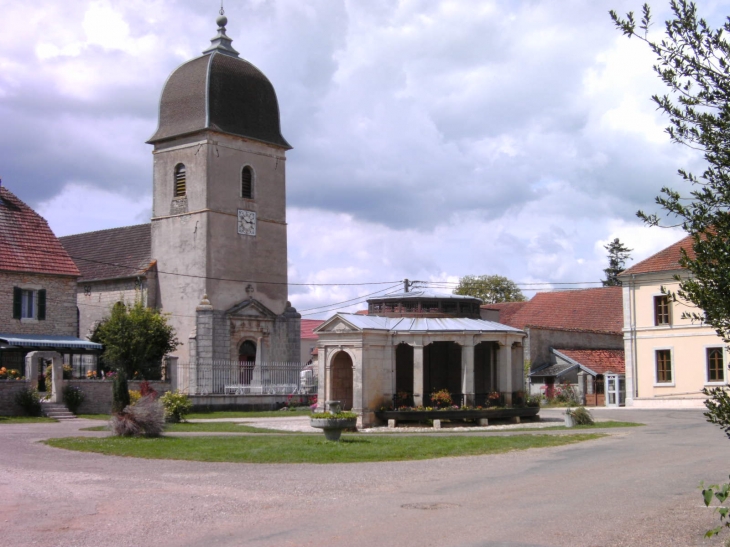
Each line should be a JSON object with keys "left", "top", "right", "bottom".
{"left": 0, "top": 408, "right": 726, "bottom": 547}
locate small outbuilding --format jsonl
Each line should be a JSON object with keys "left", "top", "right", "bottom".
{"left": 314, "top": 290, "right": 526, "bottom": 427}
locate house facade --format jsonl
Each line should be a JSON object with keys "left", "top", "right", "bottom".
{"left": 0, "top": 184, "right": 101, "bottom": 376}
{"left": 619, "top": 236, "right": 723, "bottom": 407}
{"left": 482, "top": 287, "right": 625, "bottom": 405}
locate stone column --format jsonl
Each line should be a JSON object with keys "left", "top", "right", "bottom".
{"left": 498, "top": 342, "right": 513, "bottom": 406}
{"left": 577, "top": 371, "right": 587, "bottom": 406}
{"left": 413, "top": 344, "right": 424, "bottom": 407}
{"left": 194, "top": 295, "right": 214, "bottom": 395}
{"left": 166, "top": 356, "right": 179, "bottom": 391}
{"left": 25, "top": 353, "right": 39, "bottom": 391}
{"left": 50, "top": 354, "right": 63, "bottom": 403}
{"left": 252, "top": 335, "right": 264, "bottom": 387}
{"left": 461, "top": 341, "right": 475, "bottom": 407}
{"left": 317, "top": 345, "right": 326, "bottom": 411}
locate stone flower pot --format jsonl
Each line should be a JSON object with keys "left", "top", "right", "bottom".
{"left": 310, "top": 417, "right": 357, "bottom": 441}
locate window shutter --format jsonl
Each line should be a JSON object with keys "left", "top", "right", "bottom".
{"left": 241, "top": 167, "right": 253, "bottom": 199}
{"left": 38, "top": 290, "right": 46, "bottom": 320}
{"left": 12, "top": 287, "right": 21, "bottom": 319}
{"left": 174, "top": 164, "right": 186, "bottom": 197}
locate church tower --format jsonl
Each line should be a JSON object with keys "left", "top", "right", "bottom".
{"left": 147, "top": 12, "right": 300, "bottom": 365}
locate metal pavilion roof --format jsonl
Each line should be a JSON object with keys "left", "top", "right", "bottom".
{"left": 0, "top": 334, "right": 102, "bottom": 351}
{"left": 368, "top": 288, "right": 482, "bottom": 302}
{"left": 316, "top": 313, "right": 524, "bottom": 334}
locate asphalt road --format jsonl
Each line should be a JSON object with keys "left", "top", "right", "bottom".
{"left": 0, "top": 408, "right": 727, "bottom": 547}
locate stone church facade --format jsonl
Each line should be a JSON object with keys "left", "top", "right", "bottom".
{"left": 59, "top": 14, "right": 300, "bottom": 367}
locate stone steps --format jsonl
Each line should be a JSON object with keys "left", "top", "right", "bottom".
{"left": 41, "top": 403, "right": 76, "bottom": 420}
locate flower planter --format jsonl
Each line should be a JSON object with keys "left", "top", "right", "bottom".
{"left": 375, "top": 406, "right": 539, "bottom": 423}
{"left": 310, "top": 417, "right": 357, "bottom": 441}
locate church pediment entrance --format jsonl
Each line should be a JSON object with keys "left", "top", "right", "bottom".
{"left": 225, "top": 298, "right": 278, "bottom": 320}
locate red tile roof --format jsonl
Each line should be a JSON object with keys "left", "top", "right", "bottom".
{"left": 621, "top": 235, "right": 695, "bottom": 276}
{"left": 301, "top": 319, "right": 324, "bottom": 340}
{"left": 0, "top": 186, "right": 80, "bottom": 277}
{"left": 485, "top": 287, "right": 623, "bottom": 334}
{"left": 59, "top": 224, "right": 152, "bottom": 282}
{"left": 555, "top": 348, "right": 625, "bottom": 374}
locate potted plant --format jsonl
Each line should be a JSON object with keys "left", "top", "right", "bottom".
{"left": 310, "top": 401, "right": 357, "bottom": 441}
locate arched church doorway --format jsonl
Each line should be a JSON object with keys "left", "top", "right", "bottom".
{"left": 238, "top": 340, "right": 256, "bottom": 385}
{"left": 331, "top": 351, "right": 353, "bottom": 410}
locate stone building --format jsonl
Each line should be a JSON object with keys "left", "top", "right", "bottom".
{"left": 482, "top": 287, "right": 625, "bottom": 405}
{"left": 58, "top": 14, "right": 300, "bottom": 367}
{"left": 315, "top": 289, "right": 526, "bottom": 427}
{"left": 0, "top": 184, "right": 101, "bottom": 375}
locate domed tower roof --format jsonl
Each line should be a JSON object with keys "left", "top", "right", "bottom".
{"left": 147, "top": 12, "right": 291, "bottom": 149}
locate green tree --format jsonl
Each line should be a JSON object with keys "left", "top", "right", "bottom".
{"left": 610, "top": 1, "right": 730, "bottom": 341}
{"left": 602, "top": 238, "right": 633, "bottom": 286}
{"left": 91, "top": 300, "right": 179, "bottom": 379}
{"left": 453, "top": 275, "right": 526, "bottom": 303}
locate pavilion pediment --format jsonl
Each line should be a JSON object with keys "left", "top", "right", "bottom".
{"left": 317, "top": 317, "right": 361, "bottom": 333}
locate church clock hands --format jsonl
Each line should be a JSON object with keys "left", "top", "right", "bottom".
{"left": 237, "top": 210, "right": 257, "bottom": 236}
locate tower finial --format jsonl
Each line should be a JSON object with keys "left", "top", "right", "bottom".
{"left": 203, "top": 4, "right": 239, "bottom": 58}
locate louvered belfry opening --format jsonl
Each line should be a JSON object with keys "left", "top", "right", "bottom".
{"left": 241, "top": 166, "right": 253, "bottom": 199}
{"left": 174, "top": 164, "right": 186, "bottom": 197}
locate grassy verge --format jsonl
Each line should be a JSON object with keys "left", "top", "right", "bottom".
{"left": 0, "top": 416, "right": 57, "bottom": 424}
{"left": 80, "top": 422, "right": 286, "bottom": 434}
{"left": 77, "top": 414, "right": 111, "bottom": 420}
{"left": 43, "top": 433, "right": 604, "bottom": 464}
{"left": 186, "top": 409, "right": 311, "bottom": 419}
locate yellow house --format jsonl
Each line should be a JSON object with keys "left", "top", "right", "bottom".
{"left": 619, "top": 235, "right": 726, "bottom": 408}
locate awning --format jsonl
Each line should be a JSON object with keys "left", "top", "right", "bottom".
{"left": 0, "top": 333, "right": 102, "bottom": 351}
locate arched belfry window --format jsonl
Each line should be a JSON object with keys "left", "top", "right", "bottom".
{"left": 174, "top": 164, "right": 186, "bottom": 197}
{"left": 241, "top": 166, "right": 253, "bottom": 199}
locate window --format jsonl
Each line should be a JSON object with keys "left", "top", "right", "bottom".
{"left": 654, "top": 295, "right": 670, "bottom": 326}
{"left": 12, "top": 287, "right": 46, "bottom": 320}
{"left": 241, "top": 166, "right": 253, "bottom": 199}
{"left": 174, "top": 163, "right": 186, "bottom": 197}
{"left": 707, "top": 348, "right": 724, "bottom": 383}
{"left": 655, "top": 349, "right": 672, "bottom": 384}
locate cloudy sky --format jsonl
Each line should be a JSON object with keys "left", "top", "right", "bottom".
{"left": 1, "top": 0, "right": 721, "bottom": 317}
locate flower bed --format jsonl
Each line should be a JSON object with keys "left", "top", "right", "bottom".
{"left": 375, "top": 406, "right": 540, "bottom": 422}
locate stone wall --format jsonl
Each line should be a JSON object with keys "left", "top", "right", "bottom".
{"left": 0, "top": 380, "right": 31, "bottom": 416}
{"left": 75, "top": 278, "right": 151, "bottom": 340}
{"left": 63, "top": 380, "right": 172, "bottom": 415}
{"left": 1, "top": 272, "right": 78, "bottom": 336}
{"left": 525, "top": 327, "right": 623, "bottom": 370}
{"left": 190, "top": 394, "right": 292, "bottom": 411}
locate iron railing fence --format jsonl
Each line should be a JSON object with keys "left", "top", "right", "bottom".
{"left": 175, "top": 361, "right": 317, "bottom": 396}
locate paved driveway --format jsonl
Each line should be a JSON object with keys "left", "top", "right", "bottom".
{"left": 0, "top": 408, "right": 727, "bottom": 547}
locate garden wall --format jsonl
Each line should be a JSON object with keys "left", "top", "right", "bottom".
{"left": 190, "top": 394, "right": 307, "bottom": 412}
{"left": 63, "top": 380, "right": 172, "bottom": 415}
{"left": 0, "top": 380, "right": 30, "bottom": 416}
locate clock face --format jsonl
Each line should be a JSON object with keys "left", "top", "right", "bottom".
{"left": 237, "top": 210, "right": 257, "bottom": 236}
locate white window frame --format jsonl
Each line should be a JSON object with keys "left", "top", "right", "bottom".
{"left": 652, "top": 292, "right": 672, "bottom": 327}
{"left": 18, "top": 284, "right": 41, "bottom": 323}
{"left": 705, "top": 345, "right": 726, "bottom": 386}
{"left": 653, "top": 346, "right": 675, "bottom": 387}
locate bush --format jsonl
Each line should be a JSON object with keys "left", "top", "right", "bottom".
{"left": 62, "top": 385, "right": 85, "bottom": 414}
{"left": 0, "top": 367, "right": 22, "bottom": 380}
{"left": 112, "top": 370, "right": 130, "bottom": 413}
{"left": 14, "top": 387, "right": 42, "bottom": 416}
{"left": 160, "top": 391, "right": 192, "bottom": 423}
{"left": 128, "top": 390, "right": 141, "bottom": 405}
{"left": 567, "top": 406, "right": 594, "bottom": 426}
{"left": 139, "top": 380, "right": 158, "bottom": 399}
{"left": 110, "top": 396, "right": 165, "bottom": 437}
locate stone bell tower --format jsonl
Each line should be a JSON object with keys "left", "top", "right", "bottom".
{"left": 147, "top": 11, "right": 300, "bottom": 365}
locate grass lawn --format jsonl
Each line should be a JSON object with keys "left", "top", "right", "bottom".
{"left": 186, "top": 409, "right": 311, "bottom": 419}
{"left": 80, "top": 422, "right": 286, "bottom": 434}
{"left": 0, "top": 416, "right": 57, "bottom": 424}
{"left": 44, "top": 433, "right": 604, "bottom": 463}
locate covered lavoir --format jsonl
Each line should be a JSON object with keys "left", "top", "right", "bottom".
{"left": 314, "top": 289, "right": 527, "bottom": 427}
